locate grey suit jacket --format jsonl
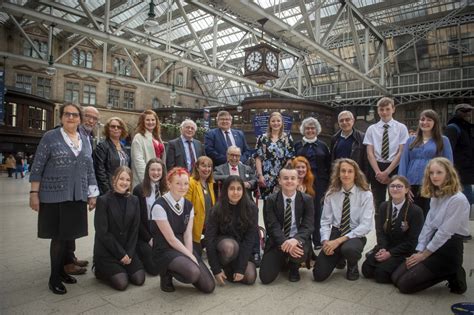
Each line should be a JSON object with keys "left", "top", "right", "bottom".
{"left": 214, "top": 162, "right": 257, "bottom": 197}
{"left": 166, "top": 137, "right": 204, "bottom": 172}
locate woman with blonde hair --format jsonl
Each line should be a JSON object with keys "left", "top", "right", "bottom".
{"left": 255, "top": 112, "right": 295, "bottom": 201}
{"left": 131, "top": 110, "right": 166, "bottom": 186}
{"left": 392, "top": 157, "right": 470, "bottom": 294}
{"left": 362, "top": 175, "right": 424, "bottom": 283}
{"left": 185, "top": 156, "right": 216, "bottom": 254}
{"left": 313, "top": 158, "right": 374, "bottom": 282}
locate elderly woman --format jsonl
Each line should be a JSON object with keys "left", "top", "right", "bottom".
{"left": 93, "top": 117, "right": 130, "bottom": 195}
{"left": 294, "top": 117, "right": 331, "bottom": 249}
{"left": 131, "top": 110, "right": 166, "bottom": 186}
{"left": 29, "top": 103, "right": 98, "bottom": 295}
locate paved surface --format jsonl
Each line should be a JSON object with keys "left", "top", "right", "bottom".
{"left": 0, "top": 175, "right": 473, "bottom": 314}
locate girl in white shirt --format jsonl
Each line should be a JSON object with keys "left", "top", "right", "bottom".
{"left": 392, "top": 157, "right": 470, "bottom": 294}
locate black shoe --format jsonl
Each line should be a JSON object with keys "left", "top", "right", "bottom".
{"left": 447, "top": 267, "right": 467, "bottom": 294}
{"left": 60, "top": 274, "right": 77, "bottom": 284}
{"left": 160, "top": 273, "right": 175, "bottom": 292}
{"left": 346, "top": 264, "right": 359, "bottom": 281}
{"left": 48, "top": 281, "right": 67, "bottom": 295}
{"left": 288, "top": 264, "right": 301, "bottom": 282}
{"left": 461, "top": 234, "right": 472, "bottom": 242}
{"left": 253, "top": 253, "right": 261, "bottom": 268}
{"left": 336, "top": 259, "right": 346, "bottom": 270}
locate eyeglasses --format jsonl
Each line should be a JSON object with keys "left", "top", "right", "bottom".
{"left": 339, "top": 118, "right": 352, "bottom": 123}
{"left": 109, "top": 125, "right": 123, "bottom": 130}
{"left": 85, "top": 114, "right": 99, "bottom": 121}
{"left": 389, "top": 184, "right": 405, "bottom": 190}
{"left": 228, "top": 154, "right": 241, "bottom": 158}
{"left": 63, "top": 112, "right": 80, "bottom": 119}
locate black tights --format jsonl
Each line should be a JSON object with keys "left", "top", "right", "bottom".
{"left": 167, "top": 256, "right": 215, "bottom": 293}
{"left": 217, "top": 238, "right": 256, "bottom": 284}
{"left": 50, "top": 239, "right": 67, "bottom": 284}
{"left": 391, "top": 263, "right": 442, "bottom": 294}
{"left": 109, "top": 270, "right": 146, "bottom": 291}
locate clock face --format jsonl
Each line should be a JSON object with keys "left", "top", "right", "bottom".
{"left": 266, "top": 51, "right": 278, "bottom": 72}
{"left": 245, "top": 51, "right": 263, "bottom": 72}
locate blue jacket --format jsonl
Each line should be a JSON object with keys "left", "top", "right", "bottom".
{"left": 204, "top": 128, "right": 249, "bottom": 166}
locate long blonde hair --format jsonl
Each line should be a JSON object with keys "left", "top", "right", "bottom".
{"left": 326, "top": 158, "right": 369, "bottom": 196}
{"left": 266, "top": 112, "right": 284, "bottom": 138}
{"left": 421, "top": 157, "right": 461, "bottom": 198}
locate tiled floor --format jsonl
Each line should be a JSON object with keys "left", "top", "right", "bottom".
{"left": 0, "top": 175, "right": 473, "bottom": 314}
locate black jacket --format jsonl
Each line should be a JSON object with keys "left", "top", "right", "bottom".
{"left": 330, "top": 128, "right": 368, "bottom": 176}
{"left": 93, "top": 192, "right": 140, "bottom": 261}
{"left": 263, "top": 191, "right": 314, "bottom": 250}
{"left": 375, "top": 201, "right": 424, "bottom": 257}
{"left": 445, "top": 116, "right": 474, "bottom": 184}
{"left": 93, "top": 138, "right": 130, "bottom": 195}
{"left": 294, "top": 139, "right": 331, "bottom": 189}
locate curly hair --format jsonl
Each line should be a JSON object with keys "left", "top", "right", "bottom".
{"left": 291, "top": 156, "right": 315, "bottom": 197}
{"left": 421, "top": 157, "right": 461, "bottom": 198}
{"left": 326, "top": 158, "right": 369, "bottom": 196}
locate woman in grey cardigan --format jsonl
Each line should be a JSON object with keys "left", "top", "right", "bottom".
{"left": 29, "top": 104, "right": 99, "bottom": 295}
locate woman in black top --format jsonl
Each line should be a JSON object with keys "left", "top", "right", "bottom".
{"left": 362, "top": 175, "right": 424, "bottom": 283}
{"left": 93, "top": 166, "right": 145, "bottom": 290}
{"left": 132, "top": 158, "right": 167, "bottom": 275}
{"left": 205, "top": 176, "right": 258, "bottom": 285}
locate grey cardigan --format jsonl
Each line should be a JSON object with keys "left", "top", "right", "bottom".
{"left": 30, "top": 128, "right": 97, "bottom": 203}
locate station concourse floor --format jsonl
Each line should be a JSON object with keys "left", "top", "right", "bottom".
{"left": 0, "top": 174, "right": 473, "bottom": 315}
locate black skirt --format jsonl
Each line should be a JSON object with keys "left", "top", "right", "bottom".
{"left": 94, "top": 255, "right": 144, "bottom": 279}
{"left": 38, "top": 201, "right": 88, "bottom": 240}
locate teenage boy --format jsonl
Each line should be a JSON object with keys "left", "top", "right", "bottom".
{"left": 259, "top": 166, "right": 314, "bottom": 284}
{"left": 363, "top": 97, "right": 409, "bottom": 212}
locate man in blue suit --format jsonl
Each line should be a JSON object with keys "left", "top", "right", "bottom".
{"left": 205, "top": 110, "right": 250, "bottom": 166}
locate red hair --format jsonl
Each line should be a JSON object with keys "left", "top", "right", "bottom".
{"left": 291, "top": 156, "right": 315, "bottom": 197}
{"left": 167, "top": 167, "right": 189, "bottom": 182}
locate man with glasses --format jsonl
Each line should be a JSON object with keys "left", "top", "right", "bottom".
{"left": 446, "top": 103, "right": 474, "bottom": 241}
{"left": 205, "top": 111, "right": 250, "bottom": 167}
{"left": 166, "top": 119, "right": 204, "bottom": 172}
{"left": 80, "top": 106, "right": 100, "bottom": 149}
{"left": 331, "top": 111, "right": 368, "bottom": 176}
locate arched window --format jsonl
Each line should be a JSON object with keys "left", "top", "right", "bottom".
{"left": 152, "top": 97, "right": 160, "bottom": 109}
{"left": 113, "top": 58, "right": 120, "bottom": 73}
{"left": 153, "top": 67, "right": 161, "bottom": 81}
{"left": 72, "top": 48, "right": 79, "bottom": 66}
{"left": 79, "top": 50, "right": 86, "bottom": 67}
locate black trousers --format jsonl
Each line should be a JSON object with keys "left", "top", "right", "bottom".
{"left": 259, "top": 242, "right": 311, "bottom": 284}
{"left": 313, "top": 229, "right": 366, "bottom": 282}
{"left": 370, "top": 162, "right": 398, "bottom": 213}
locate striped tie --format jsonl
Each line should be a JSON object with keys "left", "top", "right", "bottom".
{"left": 283, "top": 198, "right": 292, "bottom": 238}
{"left": 340, "top": 192, "right": 351, "bottom": 236}
{"left": 391, "top": 206, "right": 398, "bottom": 230}
{"left": 155, "top": 184, "right": 161, "bottom": 200}
{"left": 381, "top": 124, "right": 390, "bottom": 160}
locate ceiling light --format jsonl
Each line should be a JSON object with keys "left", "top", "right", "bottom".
{"left": 45, "top": 55, "right": 56, "bottom": 76}
{"left": 143, "top": 0, "right": 159, "bottom": 33}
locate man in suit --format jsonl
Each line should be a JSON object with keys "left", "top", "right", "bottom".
{"left": 166, "top": 119, "right": 204, "bottom": 172}
{"left": 259, "top": 166, "right": 314, "bottom": 284}
{"left": 205, "top": 110, "right": 250, "bottom": 167}
{"left": 214, "top": 146, "right": 256, "bottom": 198}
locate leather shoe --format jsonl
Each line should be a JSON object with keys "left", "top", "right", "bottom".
{"left": 49, "top": 282, "right": 67, "bottom": 295}
{"left": 346, "top": 264, "right": 359, "bottom": 281}
{"left": 336, "top": 259, "right": 346, "bottom": 270}
{"left": 160, "top": 273, "right": 175, "bottom": 292}
{"left": 61, "top": 274, "right": 77, "bottom": 284}
{"left": 447, "top": 267, "right": 467, "bottom": 294}
{"left": 288, "top": 263, "right": 301, "bottom": 282}
{"left": 64, "top": 263, "right": 87, "bottom": 275}
{"left": 73, "top": 258, "right": 89, "bottom": 267}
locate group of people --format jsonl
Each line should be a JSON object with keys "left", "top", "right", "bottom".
{"left": 28, "top": 97, "right": 472, "bottom": 297}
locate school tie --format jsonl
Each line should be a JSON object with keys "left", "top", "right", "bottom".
{"left": 175, "top": 202, "right": 180, "bottom": 211}
{"left": 391, "top": 206, "right": 398, "bottom": 230}
{"left": 283, "top": 198, "right": 292, "bottom": 238}
{"left": 224, "top": 131, "right": 233, "bottom": 147}
{"left": 340, "top": 191, "right": 351, "bottom": 236}
{"left": 186, "top": 140, "right": 195, "bottom": 171}
{"left": 155, "top": 184, "right": 161, "bottom": 200}
{"left": 381, "top": 124, "right": 390, "bottom": 160}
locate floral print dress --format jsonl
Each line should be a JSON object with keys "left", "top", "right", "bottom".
{"left": 255, "top": 133, "right": 295, "bottom": 200}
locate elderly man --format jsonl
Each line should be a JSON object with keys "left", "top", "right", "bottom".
{"left": 330, "top": 111, "right": 368, "bottom": 175}
{"left": 166, "top": 119, "right": 204, "bottom": 172}
{"left": 214, "top": 146, "right": 256, "bottom": 198}
{"left": 205, "top": 110, "right": 250, "bottom": 167}
{"left": 64, "top": 106, "right": 100, "bottom": 276}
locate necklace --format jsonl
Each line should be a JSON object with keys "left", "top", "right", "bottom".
{"left": 65, "top": 131, "right": 79, "bottom": 150}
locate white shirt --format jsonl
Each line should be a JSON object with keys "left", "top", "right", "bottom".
{"left": 145, "top": 184, "right": 159, "bottom": 220}
{"left": 228, "top": 163, "right": 240, "bottom": 176}
{"left": 363, "top": 119, "right": 409, "bottom": 162}
{"left": 151, "top": 192, "right": 194, "bottom": 221}
{"left": 392, "top": 199, "right": 405, "bottom": 219}
{"left": 282, "top": 192, "right": 298, "bottom": 238}
{"left": 416, "top": 192, "right": 470, "bottom": 253}
{"left": 320, "top": 185, "right": 374, "bottom": 241}
{"left": 221, "top": 129, "right": 236, "bottom": 146}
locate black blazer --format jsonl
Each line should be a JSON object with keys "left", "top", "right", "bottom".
{"left": 93, "top": 138, "right": 130, "bottom": 195}
{"left": 263, "top": 191, "right": 314, "bottom": 250}
{"left": 375, "top": 201, "right": 424, "bottom": 257}
{"left": 93, "top": 192, "right": 140, "bottom": 261}
{"left": 330, "top": 128, "right": 368, "bottom": 176}
{"left": 132, "top": 184, "right": 154, "bottom": 244}
{"left": 165, "top": 137, "right": 204, "bottom": 171}
{"left": 214, "top": 163, "right": 257, "bottom": 198}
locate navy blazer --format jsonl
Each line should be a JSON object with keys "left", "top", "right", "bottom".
{"left": 205, "top": 128, "right": 250, "bottom": 166}
{"left": 166, "top": 137, "right": 204, "bottom": 172}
